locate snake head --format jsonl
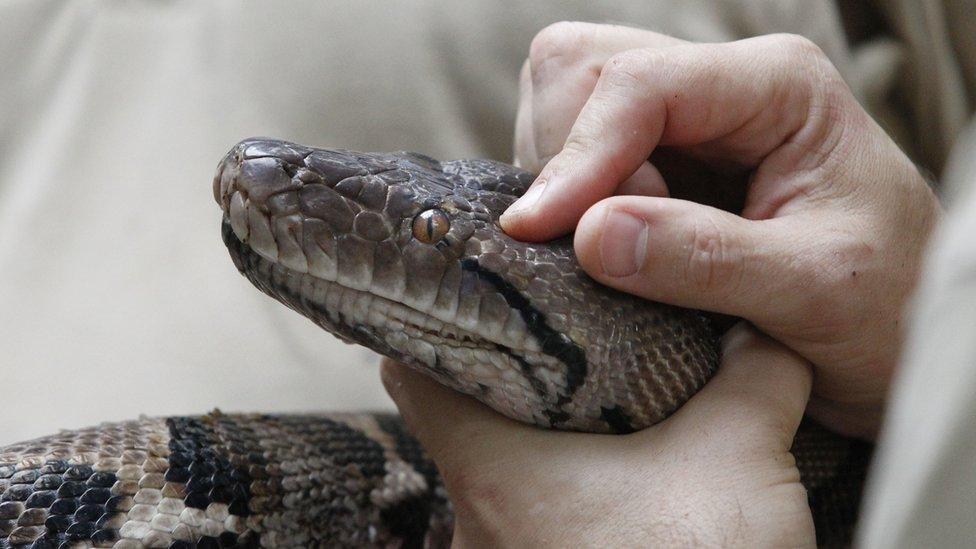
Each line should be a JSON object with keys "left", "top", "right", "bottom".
{"left": 215, "top": 138, "right": 718, "bottom": 433}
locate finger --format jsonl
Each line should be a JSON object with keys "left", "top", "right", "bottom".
{"left": 666, "top": 323, "right": 812, "bottom": 448}
{"left": 573, "top": 195, "right": 815, "bottom": 322}
{"left": 615, "top": 161, "right": 668, "bottom": 198}
{"left": 502, "top": 34, "right": 850, "bottom": 241}
{"left": 529, "top": 22, "right": 687, "bottom": 167}
{"left": 380, "top": 359, "right": 540, "bottom": 472}
{"left": 513, "top": 59, "right": 536, "bottom": 169}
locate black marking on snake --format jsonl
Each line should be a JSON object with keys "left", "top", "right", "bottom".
{"left": 460, "top": 258, "right": 588, "bottom": 398}
{"left": 375, "top": 414, "right": 442, "bottom": 549}
{"left": 499, "top": 346, "right": 572, "bottom": 426}
{"left": 600, "top": 406, "right": 637, "bottom": 434}
{"left": 0, "top": 459, "right": 121, "bottom": 547}
{"left": 166, "top": 417, "right": 254, "bottom": 518}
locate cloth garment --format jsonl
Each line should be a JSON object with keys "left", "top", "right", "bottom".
{"left": 857, "top": 121, "right": 976, "bottom": 548}
{"left": 1, "top": 1, "right": 974, "bottom": 545}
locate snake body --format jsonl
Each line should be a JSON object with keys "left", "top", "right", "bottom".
{"left": 0, "top": 138, "right": 870, "bottom": 547}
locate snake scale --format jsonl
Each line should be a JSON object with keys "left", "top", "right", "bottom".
{"left": 0, "top": 138, "right": 871, "bottom": 548}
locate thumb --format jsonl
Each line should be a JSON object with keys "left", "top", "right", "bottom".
{"left": 380, "top": 359, "right": 543, "bottom": 474}
{"left": 665, "top": 323, "right": 812, "bottom": 449}
{"left": 574, "top": 195, "right": 814, "bottom": 323}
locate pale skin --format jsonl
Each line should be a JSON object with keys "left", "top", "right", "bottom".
{"left": 383, "top": 22, "right": 941, "bottom": 546}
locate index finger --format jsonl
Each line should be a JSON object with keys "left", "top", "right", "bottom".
{"left": 526, "top": 22, "right": 688, "bottom": 170}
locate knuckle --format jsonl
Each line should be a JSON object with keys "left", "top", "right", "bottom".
{"left": 559, "top": 130, "right": 600, "bottom": 162}
{"left": 761, "top": 33, "right": 838, "bottom": 93}
{"left": 684, "top": 216, "right": 742, "bottom": 294}
{"left": 759, "top": 34, "right": 852, "bottom": 172}
{"left": 529, "top": 21, "right": 594, "bottom": 72}
{"left": 601, "top": 50, "right": 652, "bottom": 89}
{"left": 769, "top": 33, "right": 844, "bottom": 98}
{"left": 768, "top": 33, "right": 829, "bottom": 64}
{"left": 721, "top": 323, "right": 763, "bottom": 357}
{"left": 440, "top": 466, "right": 515, "bottom": 535}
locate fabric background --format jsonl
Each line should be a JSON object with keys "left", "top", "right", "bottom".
{"left": 1, "top": 1, "right": 974, "bottom": 545}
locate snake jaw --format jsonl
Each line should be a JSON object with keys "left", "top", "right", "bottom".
{"left": 221, "top": 215, "right": 562, "bottom": 428}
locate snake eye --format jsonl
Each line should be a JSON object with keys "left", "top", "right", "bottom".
{"left": 412, "top": 209, "right": 450, "bottom": 243}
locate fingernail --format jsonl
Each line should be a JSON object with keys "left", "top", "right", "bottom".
{"left": 600, "top": 210, "right": 648, "bottom": 277}
{"left": 504, "top": 180, "right": 547, "bottom": 217}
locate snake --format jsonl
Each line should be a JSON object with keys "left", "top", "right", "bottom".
{"left": 0, "top": 138, "right": 871, "bottom": 548}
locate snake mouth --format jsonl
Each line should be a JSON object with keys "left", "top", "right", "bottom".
{"left": 221, "top": 214, "right": 492, "bottom": 345}
{"left": 220, "top": 215, "right": 557, "bottom": 403}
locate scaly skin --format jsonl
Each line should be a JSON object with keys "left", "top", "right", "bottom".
{"left": 0, "top": 412, "right": 452, "bottom": 548}
{"left": 0, "top": 138, "right": 869, "bottom": 548}
{"left": 214, "top": 138, "right": 719, "bottom": 434}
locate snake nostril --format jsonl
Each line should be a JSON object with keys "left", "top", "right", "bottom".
{"left": 281, "top": 161, "right": 299, "bottom": 178}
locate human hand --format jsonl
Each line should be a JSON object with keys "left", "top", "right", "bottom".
{"left": 382, "top": 324, "right": 816, "bottom": 547}
{"left": 504, "top": 23, "right": 942, "bottom": 438}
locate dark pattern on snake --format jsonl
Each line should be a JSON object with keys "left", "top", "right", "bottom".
{"left": 0, "top": 413, "right": 450, "bottom": 548}
{"left": 0, "top": 138, "right": 870, "bottom": 547}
